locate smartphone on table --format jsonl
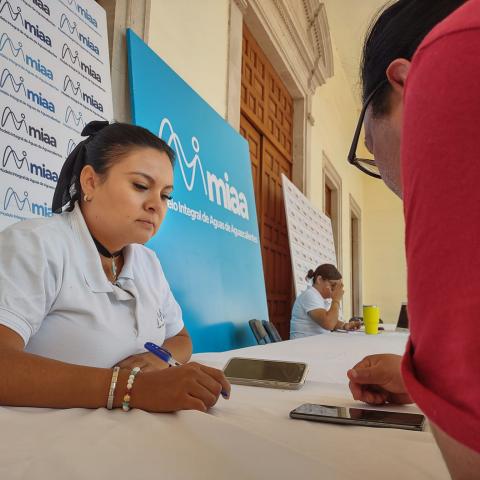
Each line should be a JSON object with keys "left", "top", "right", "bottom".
{"left": 223, "top": 357, "right": 308, "bottom": 390}
{"left": 290, "top": 403, "right": 425, "bottom": 431}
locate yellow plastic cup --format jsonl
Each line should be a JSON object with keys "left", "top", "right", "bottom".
{"left": 363, "top": 305, "right": 380, "bottom": 334}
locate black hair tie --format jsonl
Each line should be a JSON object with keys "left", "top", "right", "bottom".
{"left": 52, "top": 120, "right": 110, "bottom": 213}
{"left": 81, "top": 120, "right": 109, "bottom": 137}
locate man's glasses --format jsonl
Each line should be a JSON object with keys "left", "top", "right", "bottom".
{"left": 347, "top": 81, "right": 387, "bottom": 179}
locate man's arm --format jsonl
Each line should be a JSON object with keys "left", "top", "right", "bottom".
{"left": 402, "top": 18, "right": 480, "bottom": 473}
{"left": 431, "top": 423, "right": 480, "bottom": 480}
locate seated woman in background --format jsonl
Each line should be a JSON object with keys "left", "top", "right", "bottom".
{"left": 290, "top": 264, "right": 360, "bottom": 339}
{"left": 0, "top": 121, "right": 230, "bottom": 413}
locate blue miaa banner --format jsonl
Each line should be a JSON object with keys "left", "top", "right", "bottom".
{"left": 127, "top": 29, "right": 268, "bottom": 352}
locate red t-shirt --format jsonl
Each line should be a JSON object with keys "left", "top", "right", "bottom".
{"left": 401, "top": 0, "right": 480, "bottom": 453}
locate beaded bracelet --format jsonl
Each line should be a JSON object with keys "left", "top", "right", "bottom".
{"left": 106, "top": 366, "right": 120, "bottom": 410}
{"left": 122, "top": 366, "right": 141, "bottom": 412}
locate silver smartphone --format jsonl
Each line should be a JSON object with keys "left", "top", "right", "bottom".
{"left": 290, "top": 403, "right": 425, "bottom": 431}
{"left": 223, "top": 357, "right": 308, "bottom": 390}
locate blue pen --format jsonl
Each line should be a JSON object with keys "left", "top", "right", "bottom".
{"left": 144, "top": 342, "right": 229, "bottom": 399}
{"left": 144, "top": 342, "right": 181, "bottom": 367}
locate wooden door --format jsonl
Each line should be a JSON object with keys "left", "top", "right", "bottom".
{"left": 240, "top": 118, "right": 262, "bottom": 221}
{"left": 325, "top": 184, "right": 333, "bottom": 219}
{"left": 240, "top": 26, "right": 294, "bottom": 339}
{"left": 350, "top": 208, "right": 361, "bottom": 317}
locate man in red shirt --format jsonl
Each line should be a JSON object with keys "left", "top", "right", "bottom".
{"left": 346, "top": 1, "right": 480, "bottom": 477}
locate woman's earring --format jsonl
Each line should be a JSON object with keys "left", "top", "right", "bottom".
{"left": 84, "top": 194, "right": 90, "bottom": 202}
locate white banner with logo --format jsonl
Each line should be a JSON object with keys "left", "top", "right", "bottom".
{"left": 0, "top": 0, "right": 113, "bottom": 230}
{"left": 282, "top": 174, "right": 338, "bottom": 296}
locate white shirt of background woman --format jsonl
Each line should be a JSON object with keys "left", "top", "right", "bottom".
{"left": 290, "top": 286, "right": 332, "bottom": 339}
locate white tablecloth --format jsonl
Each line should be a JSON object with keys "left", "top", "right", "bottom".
{"left": 0, "top": 331, "right": 449, "bottom": 479}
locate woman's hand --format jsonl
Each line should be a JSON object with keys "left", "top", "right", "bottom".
{"left": 344, "top": 319, "right": 361, "bottom": 331}
{"left": 347, "top": 354, "right": 412, "bottom": 405}
{"left": 129, "top": 362, "right": 231, "bottom": 413}
{"left": 331, "top": 282, "right": 344, "bottom": 302}
{"left": 116, "top": 352, "right": 169, "bottom": 372}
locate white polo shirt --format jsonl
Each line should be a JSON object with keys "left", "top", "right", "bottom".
{"left": 0, "top": 204, "right": 184, "bottom": 368}
{"left": 290, "top": 286, "right": 332, "bottom": 339}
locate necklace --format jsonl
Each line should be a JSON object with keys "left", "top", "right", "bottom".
{"left": 91, "top": 235, "right": 123, "bottom": 280}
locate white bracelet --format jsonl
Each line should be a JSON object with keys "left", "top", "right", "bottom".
{"left": 106, "top": 366, "right": 120, "bottom": 410}
{"left": 122, "top": 366, "right": 141, "bottom": 412}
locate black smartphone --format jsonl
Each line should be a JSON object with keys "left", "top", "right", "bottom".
{"left": 290, "top": 403, "right": 425, "bottom": 431}
{"left": 223, "top": 357, "right": 308, "bottom": 390}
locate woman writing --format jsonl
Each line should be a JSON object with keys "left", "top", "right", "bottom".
{"left": 0, "top": 121, "right": 230, "bottom": 412}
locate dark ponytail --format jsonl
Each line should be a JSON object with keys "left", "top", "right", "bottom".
{"left": 306, "top": 264, "right": 342, "bottom": 284}
{"left": 306, "top": 269, "right": 315, "bottom": 281}
{"left": 361, "top": 0, "right": 466, "bottom": 116}
{"left": 52, "top": 121, "right": 175, "bottom": 213}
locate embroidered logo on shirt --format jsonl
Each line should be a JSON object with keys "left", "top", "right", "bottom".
{"left": 156, "top": 308, "right": 166, "bottom": 328}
